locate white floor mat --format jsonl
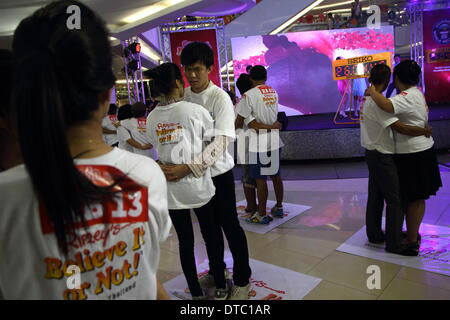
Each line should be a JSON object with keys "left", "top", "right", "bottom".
{"left": 164, "top": 253, "right": 322, "bottom": 300}
{"left": 236, "top": 200, "right": 311, "bottom": 234}
{"left": 337, "top": 223, "right": 450, "bottom": 276}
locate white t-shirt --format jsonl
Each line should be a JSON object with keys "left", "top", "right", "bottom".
{"left": 146, "top": 101, "right": 216, "bottom": 210}
{"left": 0, "top": 148, "right": 171, "bottom": 300}
{"left": 236, "top": 85, "right": 284, "bottom": 153}
{"left": 360, "top": 96, "right": 399, "bottom": 154}
{"left": 389, "top": 87, "right": 434, "bottom": 154}
{"left": 235, "top": 98, "right": 256, "bottom": 165}
{"left": 102, "top": 114, "right": 119, "bottom": 146}
{"left": 122, "top": 117, "right": 158, "bottom": 160}
{"left": 184, "top": 82, "right": 235, "bottom": 177}
{"left": 117, "top": 119, "right": 134, "bottom": 152}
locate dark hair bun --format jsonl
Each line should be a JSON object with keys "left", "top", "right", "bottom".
{"left": 369, "top": 63, "right": 391, "bottom": 85}
{"left": 144, "top": 68, "right": 160, "bottom": 79}
{"left": 393, "top": 60, "right": 421, "bottom": 85}
{"left": 145, "top": 63, "right": 182, "bottom": 96}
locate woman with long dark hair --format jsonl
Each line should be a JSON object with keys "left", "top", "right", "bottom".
{"left": 369, "top": 60, "right": 442, "bottom": 256}
{"left": 0, "top": 1, "right": 171, "bottom": 299}
{"left": 146, "top": 63, "right": 228, "bottom": 300}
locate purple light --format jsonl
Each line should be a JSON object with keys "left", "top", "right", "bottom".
{"left": 190, "top": 0, "right": 255, "bottom": 17}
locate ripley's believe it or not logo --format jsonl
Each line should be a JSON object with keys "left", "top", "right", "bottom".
{"left": 433, "top": 19, "right": 450, "bottom": 45}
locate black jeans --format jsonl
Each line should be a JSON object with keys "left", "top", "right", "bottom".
{"left": 365, "top": 149, "right": 404, "bottom": 250}
{"left": 210, "top": 169, "right": 252, "bottom": 287}
{"left": 169, "top": 200, "right": 226, "bottom": 297}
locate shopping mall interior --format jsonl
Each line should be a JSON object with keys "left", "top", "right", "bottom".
{"left": 0, "top": 0, "right": 449, "bottom": 303}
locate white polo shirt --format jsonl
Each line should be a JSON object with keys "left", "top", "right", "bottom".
{"left": 360, "top": 96, "right": 399, "bottom": 154}
{"left": 146, "top": 101, "right": 216, "bottom": 210}
{"left": 389, "top": 87, "right": 434, "bottom": 154}
{"left": 117, "top": 119, "right": 134, "bottom": 152}
{"left": 236, "top": 84, "right": 284, "bottom": 153}
{"left": 101, "top": 114, "right": 119, "bottom": 146}
{"left": 122, "top": 117, "right": 157, "bottom": 160}
{"left": 0, "top": 148, "right": 171, "bottom": 299}
{"left": 184, "top": 82, "right": 235, "bottom": 177}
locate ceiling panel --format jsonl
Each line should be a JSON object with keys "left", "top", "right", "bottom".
{"left": 0, "top": 0, "right": 176, "bottom": 36}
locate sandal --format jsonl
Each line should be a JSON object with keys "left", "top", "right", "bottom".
{"left": 245, "top": 214, "right": 271, "bottom": 225}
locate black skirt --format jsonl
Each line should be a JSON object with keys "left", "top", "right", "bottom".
{"left": 394, "top": 147, "right": 442, "bottom": 203}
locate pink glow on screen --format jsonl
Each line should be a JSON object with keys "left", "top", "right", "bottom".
{"left": 231, "top": 26, "right": 395, "bottom": 115}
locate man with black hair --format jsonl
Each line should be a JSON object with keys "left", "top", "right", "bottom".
{"left": 234, "top": 73, "right": 258, "bottom": 218}
{"left": 236, "top": 65, "right": 284, "bottom": 225}
{"left": 361, "top": 63, "right": 432, "bottom": 253}
{"left": 161, "top": 41, "right": 252, "bottom": 300}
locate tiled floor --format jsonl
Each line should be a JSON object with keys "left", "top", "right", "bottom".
{"left": 158, "top": 168, "right": 450, "bottom": 300}
{"left": 231, "top": 152, "right": 450, "bottom": 181}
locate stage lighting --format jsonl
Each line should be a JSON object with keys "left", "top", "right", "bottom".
{"left": 128, "top": 42, "right": 141, "bottom": 54}
{"left": 388, "top": 10, "right": 397, "bottom": 20}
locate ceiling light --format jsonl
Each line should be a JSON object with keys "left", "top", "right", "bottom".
{"left": 122, "top": 0, "right": 188, "bottom": 24}
{"left": 138, "top": 39, "right": 162, "bottom": 62}
{"left": 315, "top": 0, "right": 362, "bottom": 10}
{"left": 270, "top": 0, "right": 324, "bottom": 35}
{"left": 325, "top": 8, "right": 351, "bottom": 14}
{"left": 123, "top": 5, "right": 165, "bottom": 23}
{"left": 325, "top": 6, "right": 370, "bottom": 14}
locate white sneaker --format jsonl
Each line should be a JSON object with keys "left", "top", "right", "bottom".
{"left": 198, "top": 269, "right": 229, "bottom": 289}
{"left": 228, "top": 283, "right": 252, "bottom": 300}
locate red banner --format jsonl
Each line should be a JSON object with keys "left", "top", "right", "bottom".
{"left": 423, "top": 9, "right": 450, "bottom": 103}
{"left": 169, "top": 29, "right": 221, "bottom": 88}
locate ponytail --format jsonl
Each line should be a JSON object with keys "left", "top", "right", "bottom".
{"left": 13, "top": 50, "right": 111, "bottom": 254}
{"left": 12, "top": 1, "right": 118, "bottom": 255}
{"left": 144, "top": 63, "right": 183, "bottom": 97}
{"left": 393, "top": 60, "right": 421, "bottom": 86}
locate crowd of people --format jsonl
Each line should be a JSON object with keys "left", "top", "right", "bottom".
{"left": 0, "top": 0, "right": 285, "bottom": 300}
{"left": 361, "top": 61, "right": 442, "bottom": 256}
{"left": 0, "top": 0, "right": 443, "bottom": 300}
{"left": 327, "top": 0, "right": 364, "bottom": 30}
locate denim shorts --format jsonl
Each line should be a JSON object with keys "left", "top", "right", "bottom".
{"left": 242, "top": 164, "right": 256, "bottom": 188}
{"left": 248, "top": 149, "right": 281, "bottom": 180}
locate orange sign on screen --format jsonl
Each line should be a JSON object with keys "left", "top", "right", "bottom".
{"left": 332, "top": 52, "right": 393, "bottom": 80}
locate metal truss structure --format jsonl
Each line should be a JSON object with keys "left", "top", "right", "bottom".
{"left": 122, "top": 36, "right": 146, "bottom": 104}
{"left": 409, "top": 3, "right": 425, "bottom": 90}
{"left": 408, "top": 0, "right": 450, "bottom": 93}
{"left": 159, "top": 19, "right": 229, "bottom": 90}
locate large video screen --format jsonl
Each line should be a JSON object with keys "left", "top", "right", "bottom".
{"left": 231, "top": 26, "right": 394, "bottom": 116}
